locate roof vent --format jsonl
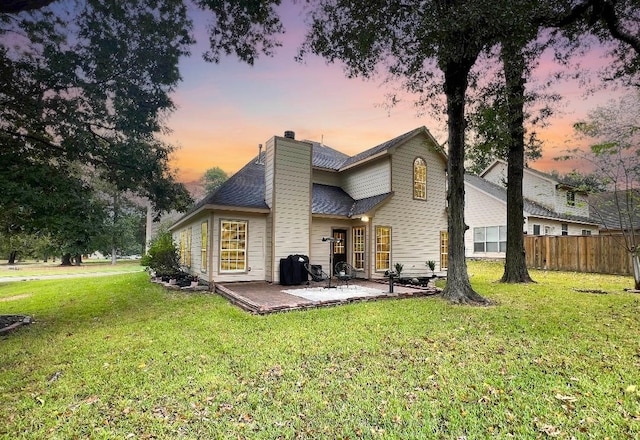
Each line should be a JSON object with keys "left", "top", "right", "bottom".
{"left": 284, "top": 130, "right": 295, "bottom": 139}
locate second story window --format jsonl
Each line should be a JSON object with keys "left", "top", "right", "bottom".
{"left": 566, "top": 190, "right": 576, "bottom": 206}
{"left": 413, "top": 157, "right": 427, "bottom": 200}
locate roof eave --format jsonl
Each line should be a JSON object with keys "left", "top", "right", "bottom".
{"left": 339, "top": 150, "right": 389, "bottom": 171}
{"left": 169, "top": 204, "right": 269, "bottom": 231}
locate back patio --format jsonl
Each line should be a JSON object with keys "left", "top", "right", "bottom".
{"left": 214, "top": 279, "right": 441, "bottom": 314}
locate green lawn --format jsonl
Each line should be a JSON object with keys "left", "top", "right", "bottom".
{"left": 0, "top": 260, "right": 143, "bottom": 278}
{"left": 1, "top": 261, "right": 638, "bottom": 439}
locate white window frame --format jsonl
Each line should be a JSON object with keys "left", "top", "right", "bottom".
{"left": 375, "top": 226, "right": 391, "bottom": 271}
{"left": 413, "top": 157, "right": 427, "bottom": 200}
{"left": 352, "top": 226, "right": 365, "bottom": 270}
{"left": 220, "top": 220, "right": 247, "bottom": 273}
{"left": 473, "top": 226, "right": 507, "bottom": 253}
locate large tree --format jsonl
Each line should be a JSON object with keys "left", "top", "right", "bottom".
{"left": 497, "top": 0, "right": 640, "bottom": 283}
{"left": 1, "top": 0, "right": 287, "bottom": 229}
{"left": 298, "top": 0, "right": 513, "bottom": 303}
{"left": 201, "top": 166, "right": 229, "bottom": 194}
{"left": 0, "top": 1, "right": 195, "bottom": 261}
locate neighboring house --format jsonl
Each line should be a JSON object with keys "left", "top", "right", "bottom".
{"left": 464, "top": 161, "right": 600, "bottom": 259}
{"left": 170, "top": 127, "right": 448, "bottom": 284}
{"left": 589, "top": 189, "right": 640, "bottom": 235}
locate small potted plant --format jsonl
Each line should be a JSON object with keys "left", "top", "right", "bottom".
{"left": 394, "top": 262, "right": 404, "bottom": 277}
{"left": 426, "top": 260, "right": 436, "bottom": 276}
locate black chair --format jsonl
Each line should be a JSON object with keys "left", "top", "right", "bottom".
{"left": 304, "top": 263, "right": 331, "bottom": 287}
{"left": 334, "top": 262, "right": 355, "bottom": 287}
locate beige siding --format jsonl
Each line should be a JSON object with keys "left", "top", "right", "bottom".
{"left": 464, "top": 183, "right": 508, "bottom": 258}
{"left": 342, "top": 158, "right": 391, "bottom": 199}
{"left": 312, "top": 169, "right": 341, "bottom": 187}
{"left": 264, "top": 137, "right": 275, "bottom": 208}
{"left": 212, "top": 213, "right": 267, "bottom": 283}
{"left": 309, "top": 218, "right": 334, "bottom": 272}
{"left": 369, "top": 135, "right": 447, "bottom": 278}
{"left": 270, "top": 137, "right": 312, "bottom": 283}
{"left": 171, "top": 213, "right": 212, "bottom": 281}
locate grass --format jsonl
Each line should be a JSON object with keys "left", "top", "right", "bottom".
{"left": 0, "top": 259, "right": 143, "bottom": 278}
{"left": 0, "top": 261, "right": 639, "bottom": 439}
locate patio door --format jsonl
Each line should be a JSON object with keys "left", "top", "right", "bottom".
{"left": 332, "top": 229, "right": 347, "bottom": 275}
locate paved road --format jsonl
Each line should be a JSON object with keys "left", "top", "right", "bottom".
{"left": 0, "top": 270, "right": 144, "bottom": 283}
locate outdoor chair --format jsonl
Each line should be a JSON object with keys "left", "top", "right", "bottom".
{"left": 304, "top": 263, "right": 332, "bottom": 287}
{"left": 334, "top": 261, "right": 356, "bottom": 287}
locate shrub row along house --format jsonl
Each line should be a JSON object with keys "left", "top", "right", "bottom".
{"left": 464, "top": 159, "right": 601, "bottom": 259}
{"left": 170, "top": 127, "right": 448, "bottom": 284}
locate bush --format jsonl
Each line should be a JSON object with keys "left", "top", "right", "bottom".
{"left": 140, "top": 230, "right": 180, "bottom": 278}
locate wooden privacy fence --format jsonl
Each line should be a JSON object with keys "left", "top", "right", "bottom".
{"left": 524, "top": 235, "right": 633, "bottom": 276}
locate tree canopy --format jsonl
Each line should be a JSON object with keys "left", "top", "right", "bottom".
{"left": 1, "top": 0, "right": 285, "bottom": 259}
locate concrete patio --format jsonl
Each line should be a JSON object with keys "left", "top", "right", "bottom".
{"left": 214, "top": 279, "right": 441, "bottom": 314}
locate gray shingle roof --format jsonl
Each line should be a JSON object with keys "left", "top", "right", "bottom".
{"left": 340, "top": 127, "right": 426, "bottom": 169}
{"left": 194, "top": 157, "right": 268, "bottom": 210}
{"left": 305, "top": 141, "right": 350, "bottom": 170}
{"left": 465, "top": 174, "right": 597, "bottom": 225}
{"left": 589, "top": 190, "right": 640, "bottom": 231}
{"left": 312, "top": 184, "right": 354, "bottom": 216}
{"left": 351, "top": 192, "right": 394, "bottom": 216}
{"left": 311, "top": 184, "right": 393, "bottom": 217}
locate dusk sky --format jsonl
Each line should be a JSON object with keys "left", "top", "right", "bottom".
{"left": 165, "top": 4, "right": 626, "bottom": 183}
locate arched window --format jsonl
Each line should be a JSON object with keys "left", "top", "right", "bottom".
{"left": 413, "top": 157, "right": 427, "bottom": 200}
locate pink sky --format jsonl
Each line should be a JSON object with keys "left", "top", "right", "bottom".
{"left": 165, "top": 5, "right": 625, "bottom": 183}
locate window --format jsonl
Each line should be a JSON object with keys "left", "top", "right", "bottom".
{"left": 375, "top": 226, "right": 391, "bottom": 271}
{"left": 220, "top": 220, "right": 247, "bottom": 272}
{"left": 561, "top": 224, "right": 568, "bottom": 236}
{"left": 473, "top": 226, "right": 507, "bottom": 253}
{"left": 533, "top": 224, "right": 541, "bottom": 235}
{"left": 201, "top": 221, "right": 208, "bottom": 272}
{"left": 413, "top": 157, "right": 427, "bottom": 200}
{"left": 566, "top": 190, "right": 576, "bottom": 206}
{"left": 179, "top": 229, "right": 189, "bottom": 266}
{"left": 353, "top": 226, "right": 365, "bottom": 270}
{"left": 440, "top": 231, "right": 448, "bottom": 270}
{"left": 582, "top": 229, "right": 592, "bottom": 236}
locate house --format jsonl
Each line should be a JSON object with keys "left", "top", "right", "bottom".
{"left": 464, "top": 160, "right": 600, "bottom": 259}
{"left": 169, "top": 127, "right": 448, "bottom": 285}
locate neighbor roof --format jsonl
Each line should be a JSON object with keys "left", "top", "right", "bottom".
{"left": 589, "top": 189, "right": 640, "bottom": 231}
{"left": 465, "top": 174, "right": 598, "bottom": 225}
{"left": 481, "top": 159, "right": 584, "bottom": 192}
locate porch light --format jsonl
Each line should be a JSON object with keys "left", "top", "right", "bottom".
{"left": 361, "top": 216, "right": 369, "bottom": 222}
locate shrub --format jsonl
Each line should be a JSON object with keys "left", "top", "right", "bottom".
{"left": 140, "top": 230, "right": 180, "bottom": 278}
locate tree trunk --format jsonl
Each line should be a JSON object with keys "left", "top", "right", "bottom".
{"left": 111, "top": 247, "right": 117, "bottom": 265}
{"left": 60, "top": 253, "right": 72, "bottom": 266}
{"left": 633, "top": 253, "right": 640, "bottom": 290}
{"left": 441, "top": 59, "right": 489, "bottom": 304}
{"left": 500, "top": 41, "right": 534, "bottom": 284}
{"left": 74, "top": 254, "right": 82, "bottom": 265}
{"left": 8, "top": 250, "right": 18, "bottom": 264}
